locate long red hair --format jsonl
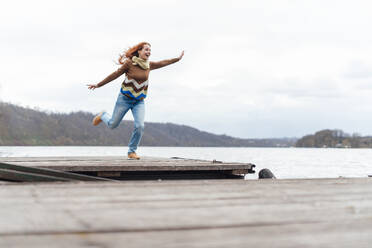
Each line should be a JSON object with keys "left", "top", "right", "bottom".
{"left": 118, "top": 42, "right": 151, "bottom": 64}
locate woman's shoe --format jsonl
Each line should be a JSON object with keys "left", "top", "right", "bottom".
{"left": 92, "top": 112, "right": 103, "bottom": 126}
{"left": 128, "top": 152, "right": 140, "bottom": 160}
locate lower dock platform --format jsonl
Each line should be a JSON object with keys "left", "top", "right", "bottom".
{"left": 0, "top": 156, "right": 255, "bottom": 181}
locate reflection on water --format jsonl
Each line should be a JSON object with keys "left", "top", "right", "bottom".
{"left": 0, "top": 146, "right": 372, "bottom": 179}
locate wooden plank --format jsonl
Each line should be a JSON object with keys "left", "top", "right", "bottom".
{"left": 0, "top": 162, "right": 114, "bottom": 182}
{"left": 92, "top": 170, "right": 245, "bottom": 180}
{"left": 1, "top": 220, "right": 371, "bottom": 248}
{"left": 0, "top": 169, "right": 71, "bottom": 182}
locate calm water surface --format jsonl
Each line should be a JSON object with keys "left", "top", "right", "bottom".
{"left": 1, "top": 146, "right": 371, "bottom": 179}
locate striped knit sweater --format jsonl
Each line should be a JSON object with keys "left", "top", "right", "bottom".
{"left": 97, "top": 57, "right": 180, "bottom": 100}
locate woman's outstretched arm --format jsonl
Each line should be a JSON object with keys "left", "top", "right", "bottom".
{"left": 150, "top": 51, "right": 184, "bottom": 70}
{"left": 87, "top": 61, "right": 129, "bottom": 90}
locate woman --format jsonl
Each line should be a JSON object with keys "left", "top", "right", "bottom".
{"left": 87, "top": 42, "right": 184, "bottom": 159}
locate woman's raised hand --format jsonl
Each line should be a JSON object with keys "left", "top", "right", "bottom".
{"left": 178, "top": 51, "right": 184, "bottom": 60}
{"left": 87, "top": 84, "right": 99, "bottom": 90}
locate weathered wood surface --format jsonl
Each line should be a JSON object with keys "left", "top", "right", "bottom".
{"left": 1, "top": 178, "right": 372, "bottom": 247}
{"left": 0, "top": 169, "right": 71, "bottom": 182}
{"left": 0, "top": 156, "right": 255, "bottom": 172}
{"left": 0, "top": 162, "right": 113, "bottom": 182}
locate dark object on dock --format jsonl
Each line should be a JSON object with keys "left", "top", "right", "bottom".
{"left": 0, "top": 162, "right": 113, "bottom": 182}
{"left": 0, "top": 156, "right": 256, "bottom": 181}
{"left": 259, "top": 168, "right": 276, "bottom": 179}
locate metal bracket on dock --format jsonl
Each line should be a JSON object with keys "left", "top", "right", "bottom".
{"left": 248, "top": 164, "right": 256, "bottom": 174}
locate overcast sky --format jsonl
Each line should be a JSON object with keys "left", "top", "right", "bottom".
{"left": 1, "top": 0, "right": 372, "bottom": 138}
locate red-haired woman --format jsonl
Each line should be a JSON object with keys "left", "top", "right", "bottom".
{"left": 87, "top": 42, "right": 184, "bottom": 159}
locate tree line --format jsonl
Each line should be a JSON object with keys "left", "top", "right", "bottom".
{"left": 295, "top": 129, "right": 372, "bottom": 148}
{"left": 0, "top": 102, "right": 296, "bottom": 147}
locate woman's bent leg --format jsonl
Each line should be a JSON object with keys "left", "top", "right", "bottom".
{"left": 128, "top": 100, "right": 145, "bottom": 154}
{"left": 101, "top": 94, "right": 130, "bottom": 129}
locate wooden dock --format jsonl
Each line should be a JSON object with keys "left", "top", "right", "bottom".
{"left": 1, "top": 156, "right": 372, "bottom": 247}
{"left": 0, "top": 156, "right": 255, "bottom": 181}
{"left": 1, "top": 177, "right": 372, "bottom": 247}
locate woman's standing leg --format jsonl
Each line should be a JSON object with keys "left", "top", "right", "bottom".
{"left": 101, "top": 93, "right": 131, "bottom": 129}
{"left": 128, "top": 100, "right": 145, "bottom": 155}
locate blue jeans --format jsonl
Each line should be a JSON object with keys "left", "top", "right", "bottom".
{"left": 101, "top": 93, "right": 145, "bottom": 154}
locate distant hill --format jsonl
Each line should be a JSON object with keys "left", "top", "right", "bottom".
{"left": 295, "top": 129, "right": 372, "bottom": 148}
{"left": 0, "top": 102, "right": 296, "bottom": 147}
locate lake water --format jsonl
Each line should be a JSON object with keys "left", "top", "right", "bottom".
{"left": 1, "top": 146, "right": 371, "bottom": 179}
